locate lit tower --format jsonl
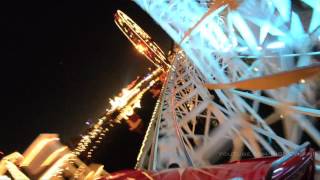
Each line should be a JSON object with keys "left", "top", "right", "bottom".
{"left": 114, "top": 10, "right": 171, "bottom": 71}
{"left": 131, "top": 0, "right": 320, "bottom": 171}
{"left": 73, "top": 68, "right": 162, "bottom": 160}
{"left": 73, "top": 10, "right": 172, "bottom": 161}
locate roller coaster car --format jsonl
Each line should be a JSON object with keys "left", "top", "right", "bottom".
{"left": 100, "top": 142, "right": 314, "bottom": 180}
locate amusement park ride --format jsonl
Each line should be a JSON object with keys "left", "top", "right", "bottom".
{"left": 1, "top": 0, "right": 320, "bottom": 179}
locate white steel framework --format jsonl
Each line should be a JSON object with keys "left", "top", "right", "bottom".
{"left": 136, "top": 49, "right": 318, "bottom": 170}
{"left": 133, "top": 0, "right": 320, "bottom": 170}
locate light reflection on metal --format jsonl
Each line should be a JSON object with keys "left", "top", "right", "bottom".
{"left": 40, "top": 146, "right": 68, "bottom": 167}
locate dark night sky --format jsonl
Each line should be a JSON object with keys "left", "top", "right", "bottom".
{"left": 0, "top": 0, "right": 171, "bottom": 170}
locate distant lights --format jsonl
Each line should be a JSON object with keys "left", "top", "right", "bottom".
{"left": 74, "top": 68, "right": 161, "bottom": 158}
{"left": 300, "top": 79, "right": 306, "bottom": 84}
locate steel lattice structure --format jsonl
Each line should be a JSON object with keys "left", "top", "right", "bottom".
{"left": 133, "top": 0, "right": 320, "bottom": 171}
{"left": 136, "top": 48, "right": 317, "bottom": 170}
{"left": 1, "top": 1, "right": 319, "bottom": 179}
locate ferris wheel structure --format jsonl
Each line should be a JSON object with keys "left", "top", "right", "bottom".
{"left": 130, "top": 0, "right": 320, "bottom": 171}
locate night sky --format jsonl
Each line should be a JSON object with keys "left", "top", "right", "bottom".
{"left": 1, "top": 0, "right": 171, "bottom": 171}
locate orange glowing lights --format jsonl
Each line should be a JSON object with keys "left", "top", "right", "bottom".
{"left": 114, "top": 10, "right": 171, "bottom": 71}
{"left": 135, "top": 43, "right": 147, "bottom": 54}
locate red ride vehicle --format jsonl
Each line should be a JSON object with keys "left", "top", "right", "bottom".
{"left": 100, "top": 142, "right": 314, "bottom": 180}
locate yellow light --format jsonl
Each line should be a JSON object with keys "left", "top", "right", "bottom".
{"left": 39, "top": 153, "right": 74, "bottom": 180}
{"left": 73, "top": 68, "right": 163, "bottom": 158}
{"left": 40, "top": 146, "right": 68, "bottom": 167}
{"left": 300, "top": 79, "right": 306, "bottom": 83}
{"left": 5, "top": 161, "right": 30, "bottom": 180}
{"left": 114, "top": 10, "right": 171, "bottom": 71}
{"left": 135, "top": 44, "right": 147, "bottom": 54}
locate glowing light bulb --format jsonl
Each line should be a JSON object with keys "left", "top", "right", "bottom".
{"left": 300, "top": 79, "right": 306, "bottom": 84}
{"left": 135, "top": 44, "right": 147, "bottom": 54}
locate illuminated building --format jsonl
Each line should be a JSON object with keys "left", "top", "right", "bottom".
{"left": 0, "top": 134, "right": 108, "bottom": 180}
